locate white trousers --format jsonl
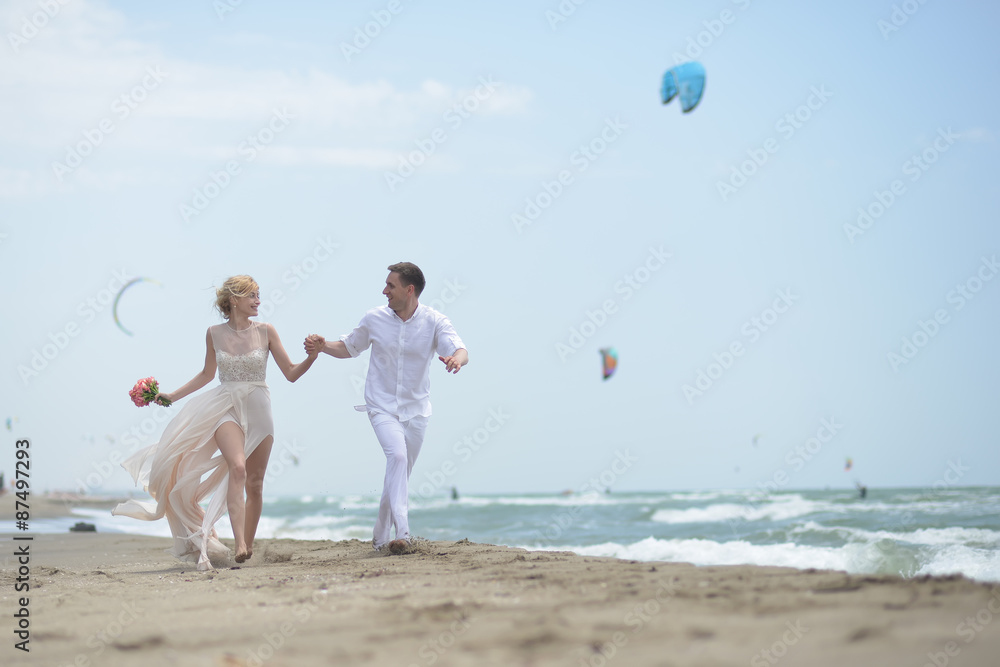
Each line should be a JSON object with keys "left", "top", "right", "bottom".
{"left": 368, "top": 411, "right": 429, "bottom": 547}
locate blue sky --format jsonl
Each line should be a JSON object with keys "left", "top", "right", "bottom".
{"left": 1, "top": 0, "right": 998, "bottom": 498}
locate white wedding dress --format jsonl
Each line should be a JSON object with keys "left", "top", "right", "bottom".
{"left": 113, "top": 321, "right": 273, "bottom": 570}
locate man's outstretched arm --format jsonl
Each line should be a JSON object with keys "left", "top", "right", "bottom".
{"left": 439, "top": 348, "right": 468, "bottom": 374}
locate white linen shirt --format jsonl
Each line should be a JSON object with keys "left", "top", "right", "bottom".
{"left": 341, "top": 304, "right": 465, "bottom": 420}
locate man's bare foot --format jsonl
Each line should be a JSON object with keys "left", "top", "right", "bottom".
{"left": 388, "top": 539, "right": 410, "bottom": 555}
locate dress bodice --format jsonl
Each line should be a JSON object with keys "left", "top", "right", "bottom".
{"left": 217, "top": 348, "right": 267, "bottom": 382}
{"left": 210, "top": 321, "right": 269, "bottom": 383}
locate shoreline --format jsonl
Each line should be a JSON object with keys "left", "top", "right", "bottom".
{"left": 0, "top": 493, "right": 127, "bottom": 520}
{"left": 8, "top": 493, "right": 1000, "bottom": 584}
{"left": 2, "top": 533, "right": 999, "bottom": 666}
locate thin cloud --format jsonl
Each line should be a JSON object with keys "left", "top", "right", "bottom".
{"left": 1, "top": 0, "right": 533, "bottom": 188}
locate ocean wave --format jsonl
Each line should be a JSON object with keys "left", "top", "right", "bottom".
{"left": 439, "top": 494, "right": 626, "bottom": 508}
{"left": 648, "top": 492, "right": 998, "bottom": 526}
{"left": 523, "top": 536, "right": 1000, "bottom": 582}
{"left": 666, "top": 491, "right": 732, "bottom": 502}
{"left": 322, "top": 498, "right": 381, "bottom": 511}
{"left": 915, "top": 544, "right": 1000, "bottom": 582}
{"left": 906, "top": 526, "right": 1000, "bottom": 547}
{"left": 527, "top": 536, "right": 860, "bottom": 572}
{"left": 65, "top": 508, "right": 374, "bottom": 544}
{"left": 260, "top": 523, "right": 373, "bottom": 542}
{"left": 285, "top": 514, "right": 359, "bottom": 529}
{"left": 790, "top": 521, "right": 1000, "bottom": 548}
{"left": 270, "top": 493, "right": 656, "bottom": 509}
{"left": 77, "top": 507, "right": 174, "bottom": 538}
{"left": 651, "top": 495, "right": 823, "bottom": 524}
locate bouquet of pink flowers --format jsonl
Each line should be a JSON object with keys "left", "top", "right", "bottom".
{"left": 129, "top": 377, "right": 171, "bottom": 407}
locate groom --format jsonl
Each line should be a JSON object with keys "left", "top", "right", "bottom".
{"left": 305, "top": 262, "right": 468, "bottom": 553}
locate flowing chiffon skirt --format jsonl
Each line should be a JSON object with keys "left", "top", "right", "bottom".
{"left": 112, "top": 381, "right": 272, "bottom": 570}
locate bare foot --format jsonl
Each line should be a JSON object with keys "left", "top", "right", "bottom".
{"left": 388, "top": 539, "right": 410, "bottom": 555}
{"left": 234, "top": 545, "right": 250, "bottom": 563}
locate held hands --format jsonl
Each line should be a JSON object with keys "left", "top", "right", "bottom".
{"left": 304, "top": 334, "right": 326, "bottom": 357}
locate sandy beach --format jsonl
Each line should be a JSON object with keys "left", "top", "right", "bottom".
{"left": 2, "top": 496, "right": 1000, "bottom": 666}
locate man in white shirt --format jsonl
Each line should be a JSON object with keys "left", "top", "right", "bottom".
{"left": 305, "top": 262, "right": 468, "bottom": 553}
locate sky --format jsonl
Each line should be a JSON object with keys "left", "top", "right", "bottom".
{"left": 1, "top": 0, "right": 998, "bottom": 499}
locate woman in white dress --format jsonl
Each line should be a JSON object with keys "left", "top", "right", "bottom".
{"left": 113, "top": 275, "right": 319, "bottom": 570}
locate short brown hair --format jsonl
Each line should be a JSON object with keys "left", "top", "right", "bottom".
{"left": 387, "top": 262, "right": 425, "bottom": 297}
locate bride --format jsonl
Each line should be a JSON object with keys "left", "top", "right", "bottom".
{"left": 113, "top": 275, "right": 319, "bottom": 570}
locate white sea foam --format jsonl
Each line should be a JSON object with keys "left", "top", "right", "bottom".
{"left": 527, "top": 536, "right": 954, "bottom": 580}
{"left": 408, "top": 497, "right": 464, "bottom": 511}
{"left": 906, "top": 527, "right": 1000, "bottom": 547}
{"left": 329, "top": 497, "right": 381, "bottom": 510}
{"left": 81, "top": 507, "right": 174, "bottom": 538}
{"left": 666, "top": 491, "right": 731, "bottom": 502}
{"left": 651, "top": 494, "right": 823, "bottom": 524}
{"left": 450, "top": 494, "right": 625, "bottom": 507}
{"left": 523, "top": 533, "right": 1000, "bottom": 583}
{"left": 527, "top": 536, "right": 861, "bottom": 572}
{"left": 286, "top": 514, "right": 358, "bottom": 529}
{"left": 261, "top": 523, "right": 373, "bottom": 542}
{"left": 790, "top": 521, "right": 1000, "bottom": 547}
{"left": 915, "top": 544, "right": 1000, "bottom": 582}
{"left": 291, "top": 493, "right": 622, "bottom": 509}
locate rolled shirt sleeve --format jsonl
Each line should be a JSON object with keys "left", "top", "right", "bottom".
{"left": 340, "top": 315, "right": 372, "bottom": 358}
{"left": 434, "top": 315, "right": 465, "bottom": 358}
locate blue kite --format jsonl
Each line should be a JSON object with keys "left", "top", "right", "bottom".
{"left": 661, "top": 62, "right": 706, "bottom": 113}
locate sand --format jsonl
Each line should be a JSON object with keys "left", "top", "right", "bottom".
{"left": 2, "top": 496, "right": 999, "bottom": 666}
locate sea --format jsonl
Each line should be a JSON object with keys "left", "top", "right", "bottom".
{"left": 43, "top": 486, "right": 1000, "bottom": 583}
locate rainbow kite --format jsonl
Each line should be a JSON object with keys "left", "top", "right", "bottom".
{"left": 599, "top": 347, "right": 618, "bottom": 380}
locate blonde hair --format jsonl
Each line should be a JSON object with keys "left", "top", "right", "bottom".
{"left": 215, "top": 275, "right": 259, "bottom": 318}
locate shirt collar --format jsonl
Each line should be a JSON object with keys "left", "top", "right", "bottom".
{"left": 390, "top": 302, "right": 421, "bottom": 323}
